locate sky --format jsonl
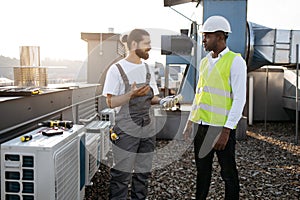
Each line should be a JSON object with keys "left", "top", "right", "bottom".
{"left": 0, "top": 0, "right": 300, "bottom": 63}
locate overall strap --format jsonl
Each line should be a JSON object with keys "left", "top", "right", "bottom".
{"left": 115, "top": 63, "right": 130, "bottom": 92}
{"left": 145, "top": 63, "right": 151, "bottom": 84}
{"left": 116, "top": 62, "right": 151, "bottom": 91}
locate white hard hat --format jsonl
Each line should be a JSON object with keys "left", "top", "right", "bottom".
{"left": 200, "top": 15, "right": 231, "bottom": 33}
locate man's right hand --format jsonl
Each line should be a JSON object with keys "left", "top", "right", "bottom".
{"left": 106, "top": 82, "right": 151, "bottom": 108}
{"left": 130, "top": 82, "right": 151, "bottom": 98}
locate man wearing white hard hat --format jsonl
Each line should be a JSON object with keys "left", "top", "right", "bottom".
{"left": 183, "top": 15, "right": 247, "bottom": 199}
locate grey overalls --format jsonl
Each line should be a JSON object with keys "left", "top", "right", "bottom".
{"left": 109, "top": 63, "right": 156, "bottom": 200}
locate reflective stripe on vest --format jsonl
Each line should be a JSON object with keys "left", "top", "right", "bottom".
{"left": 190, "top": 51, "right": 240, "bottom": 126}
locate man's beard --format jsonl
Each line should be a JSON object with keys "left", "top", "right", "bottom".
{"left": 135, "top": 48, "right": 150, "bottom": 60}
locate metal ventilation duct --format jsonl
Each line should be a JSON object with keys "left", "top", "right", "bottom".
{"left": 247, "top": 22, "right": 300, "bottom": 72}
{"left": 161, "top": 34, "right": 194, "bottom": 55}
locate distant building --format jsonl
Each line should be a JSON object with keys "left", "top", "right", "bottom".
{"left": 0, "top": 77, "right": 14, "bottom": 86}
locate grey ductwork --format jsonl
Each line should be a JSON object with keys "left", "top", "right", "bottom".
{"left": 247, "top": 22, "right": 300, "bottom": 72}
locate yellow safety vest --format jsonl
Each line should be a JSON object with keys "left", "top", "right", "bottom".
{"left": 190, "top": 51, "right": 240, "bottom": 126}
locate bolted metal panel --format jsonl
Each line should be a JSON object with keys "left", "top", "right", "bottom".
{"left": 291, "top": 31, "right": 300, "bottom": 63}
{"left": 282, "top": 69, "right": 300, "bottom": 113}
{"left": 248, "top": 68, "right": 290, "bottom": 121}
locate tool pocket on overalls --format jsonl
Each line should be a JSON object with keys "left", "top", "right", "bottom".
{"left": 109, "top": 126, "right": 120, "bottom": 143}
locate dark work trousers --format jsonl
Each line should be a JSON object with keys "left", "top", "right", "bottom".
{"left": 194, "top": 124, "right": 240, "bottom": 200}
{"left": 109, "top": 133, "right": 155, "bottom": 200}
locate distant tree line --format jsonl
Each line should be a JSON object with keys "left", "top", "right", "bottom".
{"left": 0, "top": 55, "right": 86, "bottom": 82}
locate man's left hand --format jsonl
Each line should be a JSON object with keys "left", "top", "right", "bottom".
{"left": 214, "top": 127, "right": 231, "bottom": 150}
